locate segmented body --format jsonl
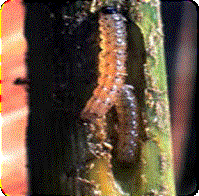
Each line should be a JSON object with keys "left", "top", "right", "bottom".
{"left": 81, "top": 7, "right": 140, "bottom": 164}
{"left": 81, "top": 8, "right": 127, "bottom": 122}
{"left": 115, "top": 85, "right": 140, "bottom": 163}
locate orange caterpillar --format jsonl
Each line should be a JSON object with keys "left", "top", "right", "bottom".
{"left": 81, "top": 7, "right": 140, "bottom": 164}
{"left": 81, "top": 10, "right": 127, "bottom": 122}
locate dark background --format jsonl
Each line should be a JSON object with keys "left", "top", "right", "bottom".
{"left": 161, "top": 1, "right": 197, "bottom": 195}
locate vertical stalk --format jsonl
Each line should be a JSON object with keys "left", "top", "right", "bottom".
{"left": 87, "top": 0, "right": 176, "bottom": 195}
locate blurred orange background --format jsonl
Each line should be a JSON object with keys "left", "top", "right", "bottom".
{"left": 1, "top": 0, "right": 28, "bottom": 195}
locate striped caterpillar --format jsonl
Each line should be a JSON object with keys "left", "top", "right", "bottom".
{"left": 81, "top": 6, "right": 140, "bottom": 165}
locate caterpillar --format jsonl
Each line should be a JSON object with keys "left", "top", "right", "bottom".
{"left": 81, "top": 6, "right": 127, "bottom": 122}
{"left": 81, "top": 5, "right": 141, "bottom": 165}
{"left": 114, "top": 85, "right": 140, "bottom": 164}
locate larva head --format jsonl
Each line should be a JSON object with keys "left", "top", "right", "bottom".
{"left": 101, "top": 6, "right": 118, "bottom": 14}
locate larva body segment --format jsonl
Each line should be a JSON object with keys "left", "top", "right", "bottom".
{"left": 114, "top": 85, "right": 140, "bottom": 164}
{"left": 80, "top": 6, "right": 143, "bottom": 166}
{"left": 81, "top": 7, "right": 127, "bottom": 122}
